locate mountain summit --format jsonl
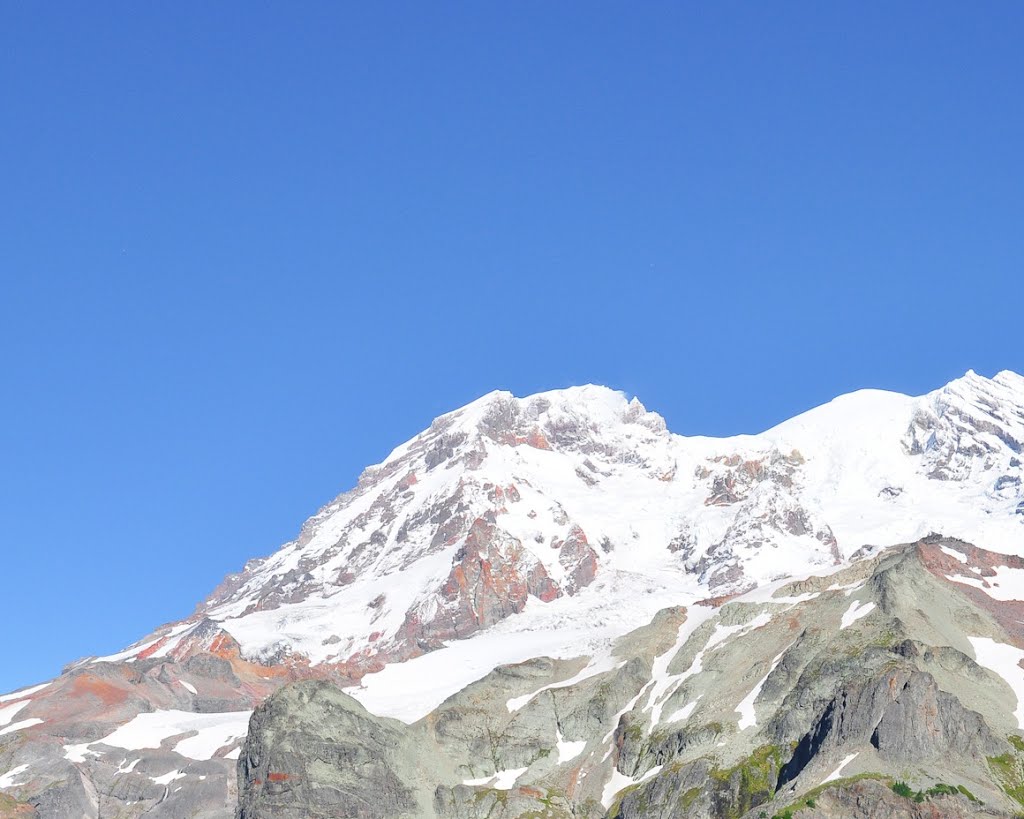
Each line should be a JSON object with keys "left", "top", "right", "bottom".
{"left": 2, "top": 372, "right": 1024, "bottom": 817}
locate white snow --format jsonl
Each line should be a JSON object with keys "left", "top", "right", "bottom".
{"left": 90, "top": 622, "right": 197, "bottom": 665}
{"left": 173, "top": 715, "right": 250, "bottom": 760}
{"left": 0, "top": 719, "right": 42, "bottom": 737}
{"left": 822, "top": 752, "right": 859, "bottom": 783}
{"left": 151, "top": 769, "right": 186, "bottom": 786}
{"left": 354, "top": 569, "right": 692, "bottom": 723}
{"left": 768, "top": 592, "right": 821, "bottom": 605}
{"left": 0, "top": 764, "right": 29, "bottom": 788}
{"left": 0, "top": 701, "right": 29, "bottom": 728}
{"left": 508, "top": 653, "right": 623, "bottom": 713}
{"left": 87, "top": 710, "right": 251, "bottom": 760}
{"left": 949, "top": 567, "right": 1024, "bottom": 602}
{"left": 64, "top": 743, "right": 99, "bottom": 763}
{"left": 940, "top": 545, "right": 969, "bottom": 563}
{"left": 555, "top": 728, "right": 587, "bottom": 763}
{"left": 462, "top": 766, "right": 528, "bottom": 789}
{"left": 947, "top": 575, "right": 990, "bottom": 593}
{"left": 641, "top": 605, "right": 716, "bottom": 728}
{"left": 603, "top": 682, "right": 654, "bottom": 745}
{"left": 180, "top": 681, "right": 197, "bottom": 695}
{"left": 665, "top": 698, "right": 700, "bottom": 724}
{"left": 643, "top": 606, "right": 765, "bottom": 728}
{"left": 969, "top": 636, "right": 1024, "bottom": 727}
{"left": 736, "top": 646, "right": 789, "bottom": 730}
{"left": 117, "top": 757, "right": 142, "bottom": 775}
{"left": 826, "top": 580, "right": 865, "bottom": 595}
{"left": 90, "top": 636, "right": 165, "bottom": 665}
{"left": 840, "top": 600, "right": 875, "bottom": 629}
{"left": 601, "top": 764, "right": 663, "bottom": 808}
{"left": 492, "top": 767, "right": 528, "bottom": 789}
{"left": 0, "top": 682, "right": 49, "bottom": 703}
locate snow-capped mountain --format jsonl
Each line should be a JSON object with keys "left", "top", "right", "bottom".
{"left": 97, "top": 371, "right": 1024, "bottom": 709}
{"left": 2, "top": 370, "right": 1023, "bottom": 818}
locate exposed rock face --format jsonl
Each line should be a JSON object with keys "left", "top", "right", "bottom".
{"left": 869, "top": 671, "right": 1004, "bottom": 762}
{"left": 236, "top": 682, "right": 433, "bottom": 819}
{"left": 777, "top": 669, "right": 1005, "bottom": 788}
{"left": 796, "top": 779, "right": 1008, "bottom": 818}
{"left": 398, "top": 514, "right": 598, "bottom": 648}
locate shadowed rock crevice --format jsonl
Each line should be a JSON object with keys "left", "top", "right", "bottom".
{"left": 777, "top": 699, "right": 835, "bottom": 789}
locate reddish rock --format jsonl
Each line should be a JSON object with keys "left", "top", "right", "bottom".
{"left": 393, "top": 516, "right": 564, "bottom": 646}
{"left": 919, "top": 537, "right": 1024, "bottom": 646}
{"left": 528, "top": 562, "right": 561, "bottom": 602}
{"left": 558, "top": 525, "right": 599, "bottom": 595}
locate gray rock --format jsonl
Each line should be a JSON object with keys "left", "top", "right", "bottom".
{"left": 236, "top": 680, "right": 441, "bottom": 819}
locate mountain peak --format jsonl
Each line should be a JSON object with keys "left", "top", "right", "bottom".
{"left": 995, "top": 369, "right": 1024, "bottom": 390}
{"left": 452, "top": 384, "right": 654, "bottom": 431}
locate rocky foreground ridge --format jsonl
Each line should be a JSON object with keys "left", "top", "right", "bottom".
{"left": 1, "top": 371, "right": 1023, "bottom": 817}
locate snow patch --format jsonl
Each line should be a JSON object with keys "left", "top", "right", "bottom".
{"left": 665, "top": 697, "right": 699, "bottom": 724}
{"left": 0, "top": 701, "right": 29, "bottom": 728}
{"left": 826, "top": 581, "right": 865, "bottom": 597}
{"left": 0, "top": 682, "right": 49, "bottom": 704}
{"left": 0, "top": 719, "right": 42, "bottom": 737}
{"left": 645, "top": 610, "right": 769, "bottom": 730}
{"left": 555, "top": 728, "right": 587, "bottom": 763}
{"left": 0, "top": 764, "right": 29, "bottom": 788}
{"left": 64, "top": 743, "right": 99, "bottom": 764}
{"left": 940, "top": 545, "right": 968, "bottom": 563}
{"left": 151, "top": 769, "right": 186, "bottom": 786}
{"left": 641, "top": 606, "right": 716, "bottom": 728}
{"left": 603, "top": 682, "right": 654, "bottom": 745}
{"left": 949, "top": 567, "right": 1024, "bottom": 601}
{"left": 90, "top": 710, "right": 252, "bottom": 761}
{"left": 462, "top": 766, "right": 528, "bottom": 789}
{"left": 736, "top": 646, "right": 789, "bottom": 730}
{"left": 117, "top": 757, "right": 142, "bottom": 775}
{"left": 969, "top": 637, "right": 1024, "bottom": 727}
{"left": 508, "top": 653, "right": 623, "bottom": 713}
{"left": 840, "top": 600, "right": 875, "bottom": 629}
{"left": 822, "top": 752, "right": 858, "bottom": 783}
{"left": 601, "top": 764, "right": 662, "bottom": 808}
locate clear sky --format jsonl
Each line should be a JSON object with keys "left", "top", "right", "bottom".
{"left": 2, "top": 3, "right": 1022, "bottom": 692}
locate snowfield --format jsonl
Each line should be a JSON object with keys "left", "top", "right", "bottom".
{"left": 65, "top": 710, "right": 252, "bottom": 762}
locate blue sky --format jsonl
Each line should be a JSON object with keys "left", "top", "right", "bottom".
{"left": 2, "top": 3, "right": 1022, "bottom": 692}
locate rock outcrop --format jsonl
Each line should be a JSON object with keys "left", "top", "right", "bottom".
{"left": 237, "top": 681, "right": 438, "bottom": 819}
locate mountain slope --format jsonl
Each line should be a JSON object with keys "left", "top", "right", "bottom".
{"left": 236, "top": 536, "right": 1024, "bottom": 818}
{"left": 1, "top": 371, "right": 1023, "bottom": 818}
